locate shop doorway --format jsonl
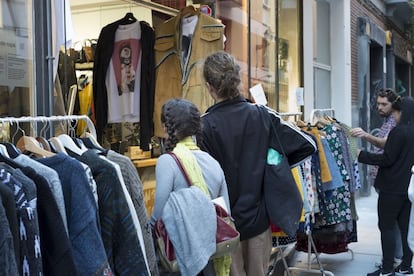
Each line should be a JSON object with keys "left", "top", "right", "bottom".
{"left": 369, "top": 43, "right": 385, "bottom": 132}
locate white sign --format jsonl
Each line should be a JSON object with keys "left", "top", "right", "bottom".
{"left": 249, "top": 83, "right": 267, "bottom": 106}
{"left": 296, "top": 87, "right": 304, "bottom": 106}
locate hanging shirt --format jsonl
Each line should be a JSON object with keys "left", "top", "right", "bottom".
{"left": 369, "top": 115, "right": 396, "bottom": 178}
{"left": 181, "top": 15, "right": 198, "bottom": 67}
{"left": 106, "top": 20, "right": 142, "bottom": 123}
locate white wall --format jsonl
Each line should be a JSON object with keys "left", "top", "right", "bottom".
{"left": 330, "top": 1, "right": 352, "bottom": 125}
{"left": 303, "top": 0, "right": 314, "bottom": 121}
{"left": 303, "top": 0, "right": 352, "bottom": 125}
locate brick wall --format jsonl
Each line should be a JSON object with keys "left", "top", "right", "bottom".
{"left": 350, "top": 0, "right": 411, "bottom": 103}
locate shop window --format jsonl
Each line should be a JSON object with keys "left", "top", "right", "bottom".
{"left": 278, "top": 0, "right": 301, "bottom": 113}
{"left": 313, "top": 0, "right": 331, "bottom": 108}
{"left": 0, "top": 0, "right": 34, "bottom": 141}
{"left": 0, "top": 0, "right": 33, "bottom": 118}
{"left": 63, "top": 0, "right": 303, "bottom": 151}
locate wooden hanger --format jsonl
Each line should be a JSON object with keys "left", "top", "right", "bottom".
{"left": 36, "top": 136, "right": 51, "bottom": 152}
{"left": 181, "top": 5, "right": 197, "bottom": 18}
{"left": 296, "top": 120, "right": 308, "bottom": 128}
{"left": 16, "top": 136, "right": 54, "bottom": 158}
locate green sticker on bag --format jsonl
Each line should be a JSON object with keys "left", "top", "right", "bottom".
{"left": 267, "top": 148, "right": 282, "bottom": 165}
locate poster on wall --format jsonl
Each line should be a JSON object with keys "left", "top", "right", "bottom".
{"left": 0, "top": 29, "right": 31, "bottom": 88}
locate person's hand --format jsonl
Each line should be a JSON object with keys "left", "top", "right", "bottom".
{"left": 350, "top": 127, "right": 367, "bottom": 138}
{"left": 356, "top": 148, "right": 361, "bottom": 157}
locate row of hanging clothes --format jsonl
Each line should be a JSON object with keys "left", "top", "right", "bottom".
{"left": 296, "top": 109, "right": 360, "bottom": 254}
{"left": 0, "top": 116, "right": 157, "bottom": 276}
{"left": 269, "top": 109, "right": 359, "bottom": 275}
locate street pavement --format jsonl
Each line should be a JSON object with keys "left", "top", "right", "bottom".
{"left": 272, "top": 186, "right": 413, "bottom": 276}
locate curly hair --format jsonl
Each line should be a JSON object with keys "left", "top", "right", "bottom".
{"left": 378, "top": 88, "right": 398, "bottom": 104}
{"left": 161, "top": 98, "right": 202, "bottom": 151}
{"left": 203, "top": 51, "right": 241, "bottom": 100}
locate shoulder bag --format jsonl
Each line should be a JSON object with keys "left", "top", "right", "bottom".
{"left": 264, "top": 120, "right": 304, "bottom": 237}
{"left": 153, "top": 152, "right": 240, "bottom": 272}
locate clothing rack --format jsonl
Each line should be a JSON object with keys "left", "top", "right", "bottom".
{"left": 284, "top": 213, "right": 335, "bottom": 276}
{"left": 265, "top": 120, "right": 334, "bottom": 276}
{"left": 268, "top": 210, "right": 336, "bottom": 275}
{"left": 0, "top": 115, "right": 96, "bottom": 139}
{"left": 278, "top": 112, "right": 303, "bottom": 121}
{"left": 309, "top": 108, "right": 335, "bottom": 125}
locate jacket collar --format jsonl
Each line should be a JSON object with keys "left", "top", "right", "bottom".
{"left": 205, "top": 96, "right": 248, "bottom": 114}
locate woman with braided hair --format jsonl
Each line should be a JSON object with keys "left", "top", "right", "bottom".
{"left": 151, "top": 98, "right": 231, "bottom": 275}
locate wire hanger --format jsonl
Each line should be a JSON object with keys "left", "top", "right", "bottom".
{"left": 121, "top": 2, "right": 137, "bottom": 25}
{"left": 54, "top": 119, "right": 85, "bottom": 156}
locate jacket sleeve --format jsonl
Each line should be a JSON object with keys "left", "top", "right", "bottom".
{"left": 358, "top": 127, "right": 402, "bottom": 167}
{"left": 93, "top": 25, "right": 112, "bottom": 143}
{"left": 266, "top": 107, "right": 317, "bottom": 167}
{"left": 139, "top": 22, "right": 155, "bottom": 151}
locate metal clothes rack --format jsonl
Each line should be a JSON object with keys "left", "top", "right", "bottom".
{"left": 309, "top": 108, "right": 335, "bottom": 125}
{"left": 0, "top": 115, "right": 96, "bottom": 139}
{"left": 278, "top": 112, "right": 303, "bottom": 122}
{"left": 266, "top": 111, "right": 334, "bottom": 276}
{"left": 268, "top": 109, "right": 338, "bottom": 275}
{"left": 279, "top": 107, "right": 357, "bottom": 276}
{"left": 268, "top": 215, "right": 335, "bottom": 276}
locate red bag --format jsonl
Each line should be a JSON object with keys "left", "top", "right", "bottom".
{"left": 154, "top": 202, "right": 239, "bottom": 272}
{"left": 153, "top": 153, "right": 240, "bottom": 272}
{"left": 153, "top": 219, "right": 178, "bottom": 271}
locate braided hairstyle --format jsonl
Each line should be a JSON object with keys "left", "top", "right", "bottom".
{"left": 203, "top": 51, "right": 241, "bottom": 100}
{"left": 160, "top": 98, "right": 202, "bottom": 152}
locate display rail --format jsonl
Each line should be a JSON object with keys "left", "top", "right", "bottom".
{"left": 0, "top": 115, "right": 96, "bottom": 139}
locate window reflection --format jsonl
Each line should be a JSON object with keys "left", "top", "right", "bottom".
{"left": 0, "top": 0, "right": 33, "bottom": 141}
{"left": 0, "top": 0, "right": 33, "bottom": 118}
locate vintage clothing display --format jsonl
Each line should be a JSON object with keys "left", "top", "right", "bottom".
{"left": 153, "top": 7, "right": 225, "bottom": 137}
{"left": 0, "top": 116, "right": 156, "bottom": 275}
{"left": 93, "top": 13, "right": 155, "bottom": 150}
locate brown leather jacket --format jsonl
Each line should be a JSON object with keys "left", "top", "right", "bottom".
{"left": 153, "top": 9, "right": 224, "bottom": 137}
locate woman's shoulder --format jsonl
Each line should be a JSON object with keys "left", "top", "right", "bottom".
{"left": 156, "top": 153, "right": 177, "bottom": 169}
{"left": 193, "top": 150, "right": 221, "bottom": 166}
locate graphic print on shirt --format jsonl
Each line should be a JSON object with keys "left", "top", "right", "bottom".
{"left": 112, "top": 39, "right": 140, "bottom": 95}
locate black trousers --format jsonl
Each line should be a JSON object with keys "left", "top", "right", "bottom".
{"left": 378, "top": 192, "right": 413, "bottom": 272}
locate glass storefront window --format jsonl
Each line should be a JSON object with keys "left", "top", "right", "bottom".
{"left": 215, "top": 0, "right": 301, "bottom": 113}
{"left": 278, "top": 0, "right": 300, "bottom": 113}
{"left": 0, "top": 0, "right": 34, "bottom": 141}
{"left": 65, "top": 0, "right": 303, "bottom": 147}
{"left": 215, "top": 0, "right": 250, "bottom": 98}
{"left": 0, "top": 0, "right": 33, "bottom": 118}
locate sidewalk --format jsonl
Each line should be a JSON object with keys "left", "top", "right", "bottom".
{"left": 278, "top": 187, "right": 387, "bottom": 275}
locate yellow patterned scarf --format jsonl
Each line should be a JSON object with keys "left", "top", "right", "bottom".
{"left": 172, "top": 137, "right": 210, "bottom": 196}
